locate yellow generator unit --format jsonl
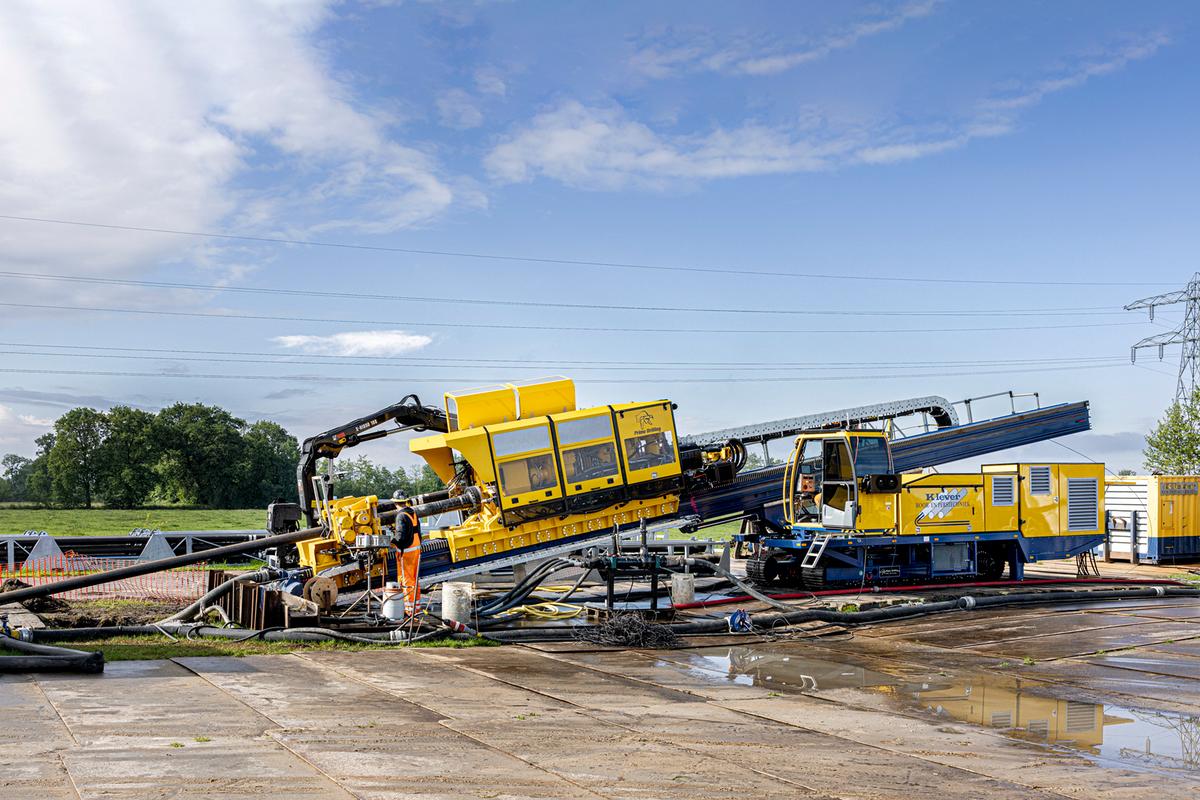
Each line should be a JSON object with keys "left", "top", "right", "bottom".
{"left": 744, "top": 429, "right": 1106, "bottom": 587}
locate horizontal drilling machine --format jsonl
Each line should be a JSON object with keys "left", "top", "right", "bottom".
{"left": 264, "top": 377, "right": 1100, "bottom": 605}
{"left": 265, "top": 377, "right": 746, "bottom": 606}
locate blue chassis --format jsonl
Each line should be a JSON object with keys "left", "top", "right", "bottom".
{"left": 736, "top": 528, "right": 1105, "bottom": 582}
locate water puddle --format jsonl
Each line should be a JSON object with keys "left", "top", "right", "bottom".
{"left": 663, "top": 647, "right": 900, "bottom": 691}
{"left": 665, "top": 645, "right": 1200, "bottom": 776}
{"left": 899, "top": 674, "right": 1199, "bottom": 774}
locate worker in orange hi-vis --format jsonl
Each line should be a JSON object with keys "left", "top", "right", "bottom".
{"left": 394, "top": 505, "right": 422, "bottom": 617}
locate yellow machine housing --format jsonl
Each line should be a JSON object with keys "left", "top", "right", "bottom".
{"left": 409, "top": 379, "right": 685, "bottom": 565}
{"left": 296, "top": 495, "right": 387, "bottom": 589}
{"left": 783, "top": 430, "right": 1105, "bottom": 541}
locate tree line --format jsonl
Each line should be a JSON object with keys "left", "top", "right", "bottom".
{"left": 0, "top": 403, "right": 441, "bottom": 509}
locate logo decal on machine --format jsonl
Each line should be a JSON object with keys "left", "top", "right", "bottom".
{"left": 916, "top": 488, "right": 969, "bottom": 521}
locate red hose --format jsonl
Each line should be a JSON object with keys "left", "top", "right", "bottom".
{"left": 672, "top": 576, "right": 1188, "bottom": 610}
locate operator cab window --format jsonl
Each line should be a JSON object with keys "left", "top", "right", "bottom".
{"left": 493, "top": 426, "right": 559, "bottom": 497}
{"left": 821, "top": 439, "right": 855, "bottom": 523}
{"left": 850, "top": 436, "right": 892, "bottom": 476}
{"left": 623, "top": 429, "right": 675, "bottom": 471}
{"left": 794, "top": 439, "right": 824, "bottom": 521}
{"left": 823, "top": 441, "right": 853, "bottom": 482}
{"left": 557, "top": 415, "right": 620, "bottom": 484}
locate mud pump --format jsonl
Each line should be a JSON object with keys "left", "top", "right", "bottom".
{"left": 265, "top": 377, "right": 746, "bottom": 606}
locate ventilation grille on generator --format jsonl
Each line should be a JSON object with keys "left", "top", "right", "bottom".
{"left": 1029, "top": 465, "right": 1052, "bottom": 495}
{"left": 1065, "top": 701, "right": 1096, "bottom": 732}
{"left": 1067, "top": 478, "right": 1099, "bottom": 532}
{"left": 991, "top": 475, "right": 1015, "bottom": 506}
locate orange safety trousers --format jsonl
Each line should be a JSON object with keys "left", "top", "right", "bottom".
{"left": 397, "top": 511, "right": 421, "bottom": 616}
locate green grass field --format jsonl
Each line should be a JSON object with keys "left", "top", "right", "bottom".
{"left": 0, "top": 508, "right": 263, "bottom": 536}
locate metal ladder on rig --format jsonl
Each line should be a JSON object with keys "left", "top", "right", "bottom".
{"left": 801, "top": 532, "right": 832, "bottom": 569}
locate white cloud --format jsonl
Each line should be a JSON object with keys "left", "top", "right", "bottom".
{"left": 857, "top": 34, "right": 1170, "bottom": 166}
{"left": 980, "top": 33, "right": 1170, "bottom": 114}
{"left": 272, "top": 330, "right": 434, "bottom": 357}
{"left": 486, "top": 102, "right": 848, "bottom": 188}
{"left": 490, "top": 36, "right": 1168, "bottom": 187}
{"left": 631, "top": 1, "right": 940, "bottom": 78}
{"left": 474, "top": 68, "right": 507, "bottom": 97}
{"left": 0, "top": 404, "right": 54, "bottom": 454}
{"left": 0, "top": 1, "right": 457, "bottom": 310}
{"left": 437, "top": 89, "right": 486, "bottom": 129}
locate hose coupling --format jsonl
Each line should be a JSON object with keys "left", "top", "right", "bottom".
{"left": 960, "top": 596, "right": 977, "bottom": 610}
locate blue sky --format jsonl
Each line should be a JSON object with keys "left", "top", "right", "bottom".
{"left": 0, "top": 0, "right": 1197, "bottom": 472}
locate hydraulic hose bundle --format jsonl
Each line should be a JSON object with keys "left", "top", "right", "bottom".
{"left": 482, "top": 585, "right": 1200, "bottom": 643}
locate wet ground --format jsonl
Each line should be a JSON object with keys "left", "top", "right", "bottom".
{"left": 3, "top": 589, "right": 1199, "bottom": 799}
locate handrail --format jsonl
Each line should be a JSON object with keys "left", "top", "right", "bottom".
{"left": 954, "top": 390, "right": 1041, "bottom": 423}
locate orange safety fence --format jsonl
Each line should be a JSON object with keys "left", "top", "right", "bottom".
{"left": 0, "top": 555, "right": 210, "bottom": 601}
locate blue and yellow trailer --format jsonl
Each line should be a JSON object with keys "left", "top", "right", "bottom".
{"left": 1104, "top": 475, "right": 1200, "bottom": 563}
{"left": 738, "top": 430, "right": 1106, "bottom": 587}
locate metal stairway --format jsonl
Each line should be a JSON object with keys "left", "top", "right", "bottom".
{"left": 801, "top": 532, "right": 832, "bottom": 569}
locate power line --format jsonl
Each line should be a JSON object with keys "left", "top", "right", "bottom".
{"left": 0, "top": 340, "right": 1129, "bottom": 370}
{"left": 1127, "top": 272, "right": 1200, "bottom": 401}
{"left": 0, "top": 348, "right": 1128, "bottom": 373}
{"left": 0, "top": 301, "right": 1158, "bottom": 336}
{"left": 0, "top": 214, "right": 1175, "bottom": 287}
{"left": 0, "top": 362, "right": 1126, "bottom": 385}
{"left": 0, "top": 270, "right": 1129, "bottom": 318}
{"left": 1047, "top": 439, "right": 1124, "bottom": 478}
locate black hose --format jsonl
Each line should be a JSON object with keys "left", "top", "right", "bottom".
{"left": 478, "top": 563, "right": 575, "bottom": 616}
{"left": 22, "top": 622, "right": 459, "bottom": 646}
{"left": 0, "top": 634, "right": 104, "bottom": 673}
{"left": 474, "top": 559, "right": 575, "bottom": 617}
{"left": 483, "top": 586, "right": 1200, "bottom": 642}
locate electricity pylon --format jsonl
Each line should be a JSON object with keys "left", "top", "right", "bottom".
{"left": 1128, "top": 272, "right": 1200, "bottom": 402}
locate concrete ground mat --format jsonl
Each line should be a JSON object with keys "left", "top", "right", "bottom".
{"left": 3, "top": 594, "right": 1199, "bottom": 799}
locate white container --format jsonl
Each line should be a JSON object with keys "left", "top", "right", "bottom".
{"left": 441, "top": 582, "right": 474, "bottom": 624}
{"left": 670, "top": 573, "right": 696, "bottom": 605}
{"left": 381, "top": 582, "right": 405, "bottom": 620}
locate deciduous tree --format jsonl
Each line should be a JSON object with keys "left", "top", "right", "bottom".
{"left": 48, "top": 408, "right": 107, "bottom": 507}
{"left": 1144, "top": 388, "right": 1200, "bottom": 474}
{"left": 96, "top": 406, "right": 160, "bottom": 509}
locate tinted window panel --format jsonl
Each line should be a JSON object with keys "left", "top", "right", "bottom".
{"left": 492, "top": 426, "right": 551, "bottom": 457}
{"left": 557, "top": 415, "right": 613, "bottom": 446}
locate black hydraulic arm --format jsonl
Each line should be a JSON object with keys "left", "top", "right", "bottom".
{"left": 295, "top": 394, "right": 449, "bottom": 526}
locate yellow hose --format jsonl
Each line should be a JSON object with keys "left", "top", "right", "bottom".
{"left": 501, "top": 602, "right": 585, "bottom": 619}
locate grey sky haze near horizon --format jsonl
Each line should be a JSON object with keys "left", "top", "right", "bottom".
{"left": 1, "top": 0, "right": 1197, "bottom": 475}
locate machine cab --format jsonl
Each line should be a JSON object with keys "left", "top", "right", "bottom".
{"left": 783, "top": 431, "right": 895, "bottom": 529}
